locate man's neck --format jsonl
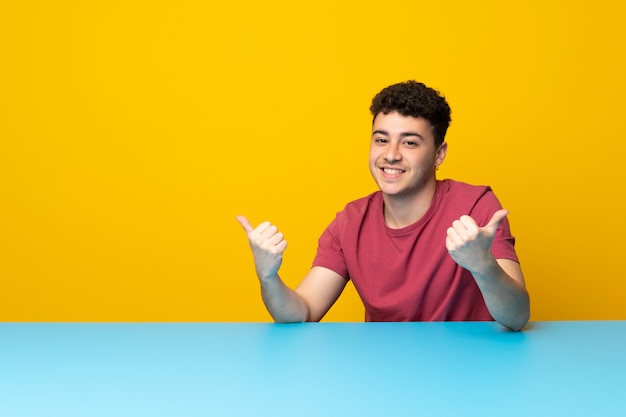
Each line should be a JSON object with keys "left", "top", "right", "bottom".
{"left": 382, "top": 181, "right": 438, "bottom": 229}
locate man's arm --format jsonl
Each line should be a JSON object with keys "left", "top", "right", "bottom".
{"left": 236, "top": 216, "right": 346, "bottom": 322}
{"left": 446, "top": 209, "right": 530, "bottom": 331}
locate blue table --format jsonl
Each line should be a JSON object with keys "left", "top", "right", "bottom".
{"left": 1, "top": 321, "right": 625, "bottom": 416}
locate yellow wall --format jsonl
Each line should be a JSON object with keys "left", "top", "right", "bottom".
{"left": 1, "top": 1, "right": 624, "bottom": 321}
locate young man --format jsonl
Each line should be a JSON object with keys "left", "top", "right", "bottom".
{"left": 237, "top": 81, "right": 530, "bottom": 330}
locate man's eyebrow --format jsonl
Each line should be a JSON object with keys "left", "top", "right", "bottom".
{"left": 400, "top": 132, "right": 424, "bottom": 140}
{"left": 372, "top": 129, "right": 424, "bottom": 140}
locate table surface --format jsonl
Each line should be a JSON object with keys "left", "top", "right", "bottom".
{"left": 1, "top": 321, "right": 625, "bottom": 417}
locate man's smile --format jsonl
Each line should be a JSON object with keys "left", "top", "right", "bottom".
{"left": 381, "top": 167, "right": 406, "bottom": 175}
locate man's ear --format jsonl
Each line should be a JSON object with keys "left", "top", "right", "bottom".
{"left": 435, "top": 141, "right": 448, "bottom": 167}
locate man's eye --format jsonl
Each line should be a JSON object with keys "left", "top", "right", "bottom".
{"left": 375, "top": 138, "right": 388, "bottom": 144}
{"left": 405, "top": 141, "right": 418, "bottom": 147}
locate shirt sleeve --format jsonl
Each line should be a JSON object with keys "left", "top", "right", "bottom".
{"left": 312, "top": 215, "right": 350, "bottom": 279}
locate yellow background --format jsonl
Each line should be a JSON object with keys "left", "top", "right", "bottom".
{"left": 1, "top": 1, "right": 624, "bottom": 321}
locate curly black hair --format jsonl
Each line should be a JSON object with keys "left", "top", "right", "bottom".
{"left": 370, "top": 80, "right": 451, "bottom": 147}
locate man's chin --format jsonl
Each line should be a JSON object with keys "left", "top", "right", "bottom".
{"left": 379, "top": 187, "right": 407, "bottom": 198}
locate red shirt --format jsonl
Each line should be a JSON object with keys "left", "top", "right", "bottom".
{"left": 312, "top": 179, "right": 519, "bottom": 322}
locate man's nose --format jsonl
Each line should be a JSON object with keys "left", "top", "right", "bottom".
{"left": 384, "top": 143, "right": 401, "bottom": 162}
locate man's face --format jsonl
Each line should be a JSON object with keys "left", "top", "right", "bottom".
{"left": 369, "top": 111, "right": 446, "bottom": 198}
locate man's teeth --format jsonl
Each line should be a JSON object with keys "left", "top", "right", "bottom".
{"left": 383, "top": 168, "right": 403, "bottom": 174}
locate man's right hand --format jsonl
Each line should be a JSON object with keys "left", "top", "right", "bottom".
{"left": 236, "top": 215, "right": 287, "bottom": 281}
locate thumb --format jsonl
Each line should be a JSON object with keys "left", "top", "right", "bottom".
{"left": 236, "top": 215, "right": 254, "bottom": 234}
{"left": 484, "top": 209, "right": 509, "bottom": 233}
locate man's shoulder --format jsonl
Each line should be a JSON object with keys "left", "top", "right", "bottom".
{"left": 334, "top": 191, "right": 381, "bottom": 221}
{"left": 438, "top": 179, "right": 503, "bottom": 218}
{"left": 342, "top": 191, "right": 380, "bottom": 210}
{"left": 440, "top": 179, "right": 492, "bottom": 199}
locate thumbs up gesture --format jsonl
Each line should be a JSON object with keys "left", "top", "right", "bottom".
{"left": 445, "top": 209, "right": 508, "bottom": 273}
{"left": 236, "top": 215, "right": 287, "bottom": 281}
